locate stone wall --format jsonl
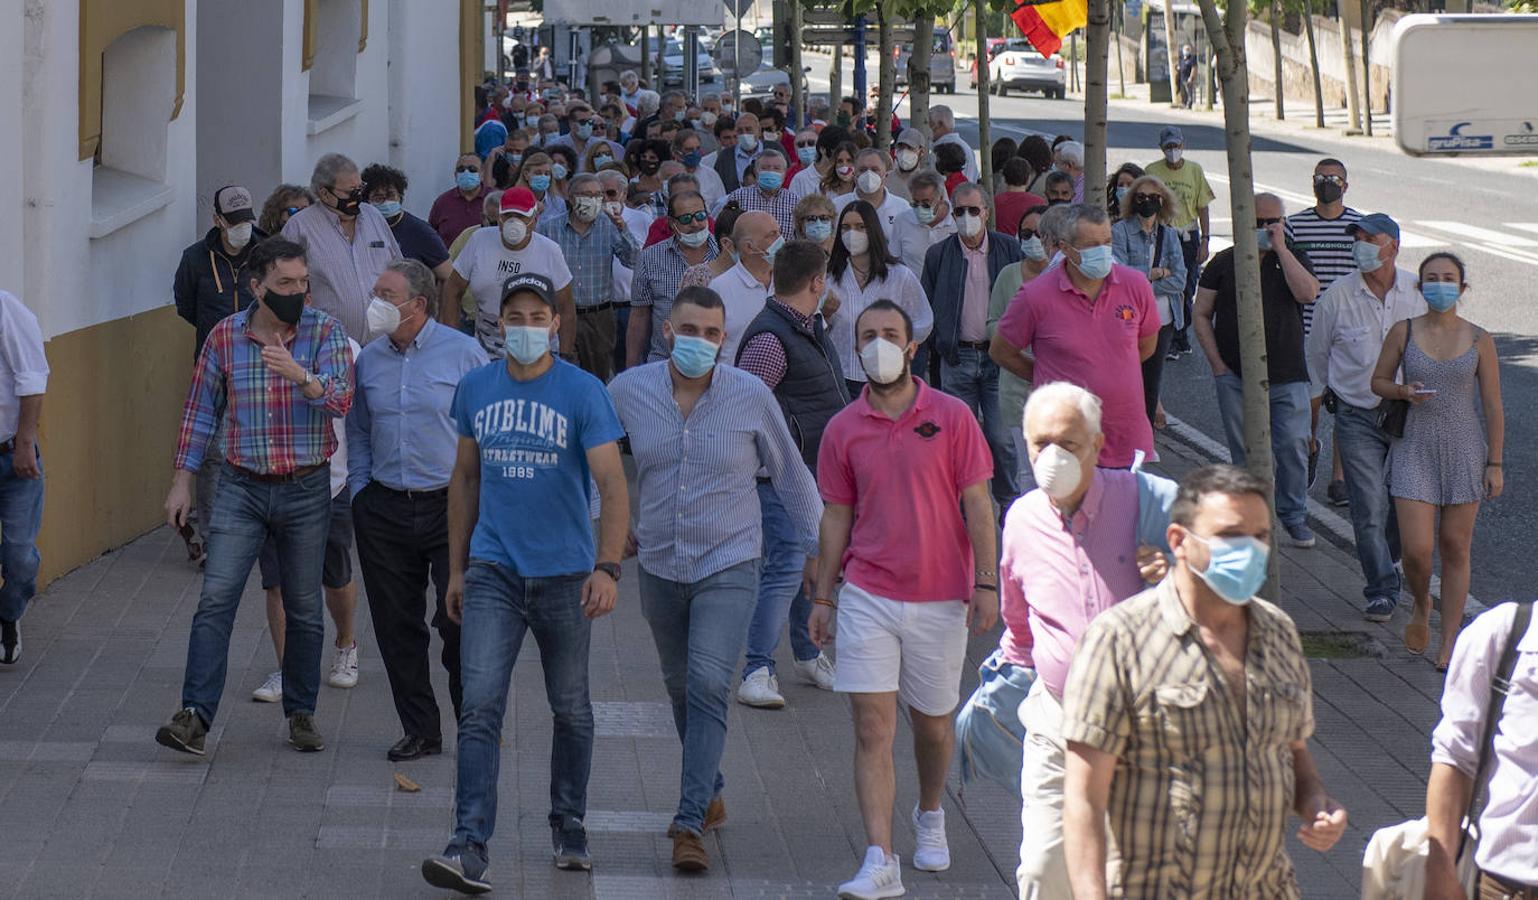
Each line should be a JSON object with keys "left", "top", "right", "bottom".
{"left": 1244, "top": 12, "right": 1399, "bottom": 113}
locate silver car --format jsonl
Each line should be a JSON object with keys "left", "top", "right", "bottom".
{"left": 989, "top": 38, "right": 1066, "bottom": 98}
{"left": 894, "top": 29, "right": 956, "bottom": 94}
{"left": 663, "top": 39, "right": 719, "bottom": 85}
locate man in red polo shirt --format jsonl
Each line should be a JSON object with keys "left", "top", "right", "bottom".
{"left": 809, "top": 300, "right": 999, "bottom": 899}
{"left": 989, "top": 203, "right": 1161, "bottom": 468}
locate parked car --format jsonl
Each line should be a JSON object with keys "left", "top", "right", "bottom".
{"left": 663, "top": 39, "right": 719, "bottom": 85}
{"left": 740, "top": 61, "right": 810, "bottom": 100}
{"left": 988, "top": 38, "right": 1066, "bottom": 98}
{"left": 967, "top": 38, "right": 1008, "bottom": 89}
{"left": 894, "top": 28, "right": 956, "bottom": 94}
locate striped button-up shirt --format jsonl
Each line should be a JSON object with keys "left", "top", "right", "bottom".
{"left": 1061, "top": 578, "right": 1314, "bottom": 899}
{"left": 345, "top": 319, "right": 487, "bottom": 496}
{"left": 716, "top": 185, "right": 801, "bottom": 240}
{"left": 536, "top": 214, "right": 637, "bottom": 308}
{"left": 631, "top": 236, "right": 719, "bottom": 363}
{"left": 607, "top": 360, "right": 821, "bottom": 583}
{"left": 174, "top": 306, "right": 355, "bottom": 475}
{"left": 281, "top": 204, "right": 400, "bottom": 343}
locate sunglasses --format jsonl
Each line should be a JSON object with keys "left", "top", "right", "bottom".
{"left": 455, "top": 165, "right": 479, "bottom": 174}
{"left": 672, "top": 210, "right": 709, "bottom": 224}
{"left": 953, "top": 205, "right": 983, "bottom": 217}
{"left": 1132, "top": 193, "right": 1162, "bottom": 203}
{"left": 1256, "top": 217, "right": 1283, "bottom": 227}
{"left": 1018, "top": 228, "right": 1037, "bottom": 239}
{"left": 1314, "top": 174, "right": 1345, "bottom": 186}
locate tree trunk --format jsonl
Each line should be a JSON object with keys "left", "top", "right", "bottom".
{"left": 1270, "top": 0, "right": 1285, "bottom": 120}
{"left": 1358, "top": 0, "right": 1373, "bottom": 136}
{"left": 1195, "top": 0, "right": 1278, "bottom": 597}
{"left": 640, "top": 26, "right": 651, "bottom": 88}
{"left": 910, "top": 10, "right": 935, "bottom": 140}
{"left": 1084, "top": 0, "right": 1111, "bottom": 195}
{"left": 975, "top": 0, "right": 992, "bottom": 193}
{"left": 875, "top": 2, "right": 896, "bottom": 148}
{"left": 830, "top": 36, "right": 843, "bottom": 108}
{"left": 790, "top": 1, "right": 805, "bottom": 129}
{"left": 1162, "top": 0, "right": 1181, "bottom": 107}
{"left": 1302, "top": 4, "right": 1325, "bottom": 128}
{"left": 1339, "top": 8, "right": 1362, "bottom": 132}
{"left": 1114, "top": 3, "right": 1127, "bottom": 97}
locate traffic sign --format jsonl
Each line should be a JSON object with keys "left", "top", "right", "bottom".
{"left": 722, "top": 0, "right": 755, "bottom": 19}
{"left": 713, "top": 29, "right": 762, "bottom": 76}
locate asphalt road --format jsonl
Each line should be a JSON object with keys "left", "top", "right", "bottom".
{"left": 804, "top": 58, "right": 1538, "bottom": 602}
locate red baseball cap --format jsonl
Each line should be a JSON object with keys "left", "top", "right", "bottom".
{"left": 500, "top": 186, "right": 538, "bottom": 216}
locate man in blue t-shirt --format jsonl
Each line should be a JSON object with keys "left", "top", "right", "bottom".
{"left": 422, "top": 273, "right": 628, "bottom": 894}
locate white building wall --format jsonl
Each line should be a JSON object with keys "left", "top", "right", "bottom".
{"left": 300, "top": 0, "right": 392, "bottom": 187}
{"left": 0, "top": 0, "right": 24, "bottom": 292}
{"left": 389, "top": 0, "right": 464, "bottom": 217}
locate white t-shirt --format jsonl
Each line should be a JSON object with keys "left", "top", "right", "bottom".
{"left": 708, "top": 262, "right": 774, "bottom": 364}
{"left": 830, "top": 190, "right": 911, "bottom": 245}
{"left": 453, "top": 228, "right": 573, "bottom": 357}
{"left": 329, "top": 337, "right": 362, "bottom": 498}
{"left": 789, "top": 166, "right": 823, "bottom": 198}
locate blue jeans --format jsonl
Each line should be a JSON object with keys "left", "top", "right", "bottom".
{"left": 1334, "top": 403, "right": 1402, "bottom": 600}
{"left": 454, "top": 561, "right": 592, "bottom": 849}
{"left": 639, "top": 559, "right": 761, "bottom": 833}
{"left": 1214, "top": 375, "right": 1311, "bottom": 529}
{"left": 940, "top": 346, "right": 1019, "bottom": 507}
{"left": 743, "top": 482, "right": 818, "bottom": 678}
{"left": 0, "top": 445, "right": 44, "bottom": 624}
{"left": 182, "top": 465, "right": 331, "bottom": 722}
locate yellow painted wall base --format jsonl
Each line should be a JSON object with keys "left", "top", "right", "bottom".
{"left": 36, "top": 305, "right": 189, "bottom": 585}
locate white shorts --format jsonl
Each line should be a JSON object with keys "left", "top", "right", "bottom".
{"left": 832, "top": 582, "right": 969, "bottom": 716}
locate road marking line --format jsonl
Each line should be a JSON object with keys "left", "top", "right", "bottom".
{"left": 1505, "top": 222, "right": 1538, "bottom": 235}
{"left": 1161, "top": 410, "right": 1483, "bottom": 615}
{"left": 1415, "top": 221, "right": 1538, "bottom": 248}
{"left": 1207, "top": 173, "right": 1441, "bottom": 248}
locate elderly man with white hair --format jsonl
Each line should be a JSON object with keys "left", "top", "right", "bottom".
{"left": 1004, "top": 381, "right": 1176, "bottom": 899}
{"left": 1053, "top": 140, "right": 1086, "bottom": 203}
{"left": 925, "top": 105, "right": 979, "bottom": 182}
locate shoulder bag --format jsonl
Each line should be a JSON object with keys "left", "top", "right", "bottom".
{"left": 1377, "top": 318, "right": 1411, "bottom": 439}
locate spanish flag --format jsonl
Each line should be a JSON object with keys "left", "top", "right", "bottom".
{"left": 1010, "top": 0, "right": 1087, "bottom": 58}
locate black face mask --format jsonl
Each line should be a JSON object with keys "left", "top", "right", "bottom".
{"left": 1313, "top": 180, "right": 1343, "bottom": 205}
{"left": 1047, "top": 197, "right": 1070, "bottom": 207}
{"left": 329, "top": 186, "right": 364, "bottom": 217}
{"left": 637, "top": 158, "right": 661, "bottom": 176}
{"left": 263, "top": 287, "right": 306, "bottom": 325}
{"left": 1133, "top": 196, "right": 1163, "bottom": 218}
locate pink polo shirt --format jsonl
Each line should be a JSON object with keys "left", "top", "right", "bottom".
{"left": 1000, "top": 469, "right": 1149, "bottom": 697}
{"left": 818, "top": 380, "right": 994, "bottom": 601}
{"left": 997, "top": 263, "right": 1159, "bottom": 468}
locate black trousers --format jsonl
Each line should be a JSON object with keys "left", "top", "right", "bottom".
{"left": 352, "top": 482, "right": 461, "bottom": 741}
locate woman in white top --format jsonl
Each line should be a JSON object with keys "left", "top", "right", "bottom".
{"left": 823, "top": 199, "right": 933, "bottom": 394}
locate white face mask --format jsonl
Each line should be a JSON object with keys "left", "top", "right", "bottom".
{"left": 226, "top": 222, "right": 253, "bottom": 250}
{"left": 501, "top": 218, "right": 529, "bottom": 246}
{"left": 572, "top": 196, "right": 602, "bottom": 222}
{"left": 859, "top": 338, "right": 907, "bottom": 385}
{"left": 365, "top": 295, "right": 415, "bottom": 336}
{"left": 841, "top": 229, "right": 870, "bottom": 256}
{"left": 1164, "top": 147, "right": 1183, "bottom": 165}
{"left": 896, "top": 149, "right": 919, "bottom": 172}
{"left": 956, "top": 212, "right": 983, "bottom": 238}
{"left": 1031, "top": 442, "right": 1083, "bottom": 501}
{"left": 856, "top": 170, "right": 884, "bottom": 195}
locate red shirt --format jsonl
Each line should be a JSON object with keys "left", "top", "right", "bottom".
{"left": 645, "top": 213, "right": 714, "bottom": 248}
{"left": 429, "top": 186, "right": 489, "bottom": 248}
{"left": 817, "top": 379, "right": 994, "bottom": 601}
{"left": 944, "top": 171, "right": 967, "bottom": 198}
{"left": 997, "top": 263, "right": 1160, "bottom": 468}
{"left": 993, "top": 189, "right": 1047, "bottom": 234}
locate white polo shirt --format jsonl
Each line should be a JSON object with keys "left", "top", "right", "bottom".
{"left": 789, "top": 166, "right": 824, "bottom": 198}
{"left": 0, "top": 291, "right": 48, "bottom": 443}
{"left": 830, "top": 189, "right": 911, "bottom": 244}
{"left": 708, "top": 262, "right": 774, "bottom": 364}
{"left": 891, "top": 207, "right": 958, "bottom": 277}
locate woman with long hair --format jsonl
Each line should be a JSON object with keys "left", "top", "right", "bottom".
{"left": 517, "top": 150, "right": 562, "bottom": 219}
{"left": 258, "top": 185, "right": 315, "bottom": 237}
{"left": 1106, "top": 162, "right": 1144, "bottom": 218}
{"left": 990, "top": 137, "right": 1019, "bottom": 194}
{"left": 794, "top": 194, "right": 837, "bottom": 255}
{"left": 818, "top": 141, "right": 859, "bottom": 197}
{"left": 1111, "top": 174, "right": 1186, "bottom": 429}
{"left": 1371, "top": 253, "right": 1504, "bottom": 670}
{"left": 1017, "top": 135, "right": 1055, "bottom": 195}
{"left": 824, "top": 199, "right": 932, "bottom": 397}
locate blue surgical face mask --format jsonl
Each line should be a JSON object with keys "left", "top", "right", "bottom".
{"left": 456, "top": 170, "right": 481, "bottom": 192}
{"left": 1255, "top": 227, "right": 1273, "bottom": 252}
{"left": 804, "top": 219, "right": 833, "bottom": 242}
{"left": 798, "top": 146, "right": 817, "bottom": 165}
{"left": 669, "top": 333, "right": 719, "bottom": 378}
{"left": 502, "top": 325, "right": 552, "bottom": 365}
{"left": 1114, "top": 186, "right": 1129, "bottom": 204}
{"left": 763, "top": 235, "right": 785, "bottom": 262}
{"left": 1019, "top": 235, "right": 1046, "bottom": 261}
{"left": 756, "top": 170, "right": 784, "bottom": 191}
{"left": 529, "top": 174, "right": 552, "bottom": 193}
{"left": 1072, "top": 244, "right": 1114, "bottom": 280}
{"left": 551, "top": 163, "right": 569, "bottom": 181}
{"left": 682, "top": 150, "right": 702, "bottom": 169}
{"left": 1421, "top": 281, "right": 1461, "bottom": 311}
{"left": 593, "top": 154, "right": 613, "bottom": 169}
{"left": 913, "top": 203, "right": 936, "bottom": 225}
{"left": 574, "top": 121, "right": 594, "bottom": 140}
{"left": 1187, "top": 533, "right": 1270, "bottom": 605}
{"left": 374, "top": 200, "right": 402, "bottom": 219}
{"left": 1353, "top": 240, "right": 1384, "bottom": 273}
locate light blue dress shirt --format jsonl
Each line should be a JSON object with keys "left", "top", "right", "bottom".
{"left": 346, "top": 319, "right": 487, "bottom": 496}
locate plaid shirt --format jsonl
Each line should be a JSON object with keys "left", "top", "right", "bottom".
{"left": 631, "top": 236, "right": 719, "bottom": 362}
{"left": 174, "top": 306, "right": 355, "bottom": 475}
{"left": 537, "top": 214, "right": 637, "bottom": 308}
{"left": 719, "top": 185, "right": 801, "bottom": 240}
{"left": 736, "top": 299, "right": 815, "bottom": 391}
{"left": 1061, "top": 578, "right": 1314, "bottom": 899}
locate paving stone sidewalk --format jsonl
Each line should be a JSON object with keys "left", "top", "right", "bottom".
{"left": 0, "top": 427, "right": 1449, "bottom": 899}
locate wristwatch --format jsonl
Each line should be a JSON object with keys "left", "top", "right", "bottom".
{"left": 594, "top": 561, "right": 622, "bottom": 582}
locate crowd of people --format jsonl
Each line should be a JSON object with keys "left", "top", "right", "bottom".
{"left": 0, "top": 61, "right": 1505, "bottom": 900}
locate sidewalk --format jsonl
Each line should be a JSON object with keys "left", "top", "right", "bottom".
{"left": 0, "top": 424, "right": 1448, "bottom": 898}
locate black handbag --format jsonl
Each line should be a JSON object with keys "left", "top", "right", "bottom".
{"left": 1377, "top": 319, "right": 1411, "bottom": 439}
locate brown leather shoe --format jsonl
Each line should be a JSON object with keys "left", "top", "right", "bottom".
{"left": 671, "top": 830, "right": 709, "bottom": 872}
{"left": 703, "top": 796, "right": 727, "bottom": 832}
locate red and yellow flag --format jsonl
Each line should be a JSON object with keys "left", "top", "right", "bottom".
{"left": 1010, "top": 0, "right": 1087, "bottom": 58}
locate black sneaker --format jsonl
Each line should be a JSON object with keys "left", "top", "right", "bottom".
{"left": 552, "top": 820, "right": 592, "bottom": 871}
{"left": 155, "top": 708, "right": 208, "bottom": 756}
{"left": 422, "top": 842, "right": 491, "bottom": 894}
{"left": 1326, "top": 480, "right": 1349, "bottom": 507}
{"left": 288, "top": 713, "right": 325, "bottom": 752}
{"left": 0, "top": 618, "right": 18, "bottom": 664}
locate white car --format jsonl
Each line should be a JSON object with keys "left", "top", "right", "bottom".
{"left": 990, "top": 38, "right": 1066, "bottom": 99}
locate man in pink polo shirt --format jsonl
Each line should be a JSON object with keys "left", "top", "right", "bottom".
{"left": 1005, "top": 381, "right": 1176, "bottom": 898}
{"left": 809, "top": 300, "right": 999, "bottom": 900}
{"left": 989, "top": 203, "right": 1162, "bottom": 468}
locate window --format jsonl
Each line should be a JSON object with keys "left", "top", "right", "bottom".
{"left": 306, "top": 0, "right": 368, "bottom": 133}
{"left": 91, "top": 26, "right": 178, "bottom": 237}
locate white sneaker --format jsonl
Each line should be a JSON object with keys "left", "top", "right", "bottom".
{"left": 252, "top": 671, "right": 283, "bottom": 703}
{"left": 837, "top": 845, "right": 905, "bottom": 899}
{"left": 911, "top": 805, "right": 950, "bottom": 872}
{"left": 327, "top": 643, "right": 359, "bottom": 689}
{"left": 735, "top": 668, "right": 786, "bottom": 709}
{"left": 792, "top": 653, "right": 836, "bottom": 691}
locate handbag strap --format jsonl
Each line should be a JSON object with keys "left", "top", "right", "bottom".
{"left": 1153, "top": 225, "right": 1167, "bottom": 273}
{"left": 1457, "top": 600, "right": 1534, "bottom": 860}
